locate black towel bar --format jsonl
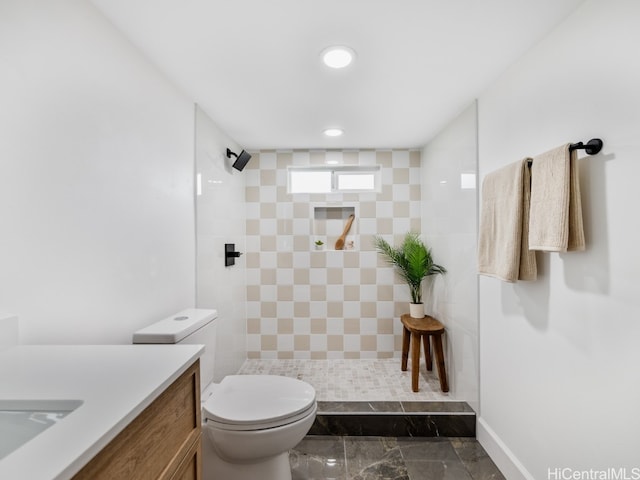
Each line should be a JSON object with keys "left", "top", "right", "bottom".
{"left": 569, "top": 138, "right": 603, "bottom": 155}
{"left": 527, "top": 138, "right": 603, "bottom": 166}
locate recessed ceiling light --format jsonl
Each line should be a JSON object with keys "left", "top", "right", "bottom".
{"left": 323, "top": 128, "right": 344, "bottom": 137}
{"left": 321, "top": 46, "right": 355, "bottom": 69}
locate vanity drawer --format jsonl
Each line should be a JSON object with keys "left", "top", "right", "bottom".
{"left": 73, "top": 359, "right": 201, "bottom": 480}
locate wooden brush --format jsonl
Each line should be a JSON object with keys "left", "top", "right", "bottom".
{"left": 334, "top": 214, "right": 355, "bottom": 250}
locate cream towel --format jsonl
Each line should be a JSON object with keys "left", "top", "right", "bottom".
{"left": 478, "top": 159, "right": 537, "bottom": 282}
{"left": 528, "top": 144, "right": 585, "bottom": 252}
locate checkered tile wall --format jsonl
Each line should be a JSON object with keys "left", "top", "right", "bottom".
{"left": 245, "top": 150, "right": 422, "bottom": 359}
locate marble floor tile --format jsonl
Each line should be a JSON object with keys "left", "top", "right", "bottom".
{"left": 291, "top": 436, "right": 347, "bottom": 480}
{"left": 450, "top": 438, "right": 506, "bottom": 480}
{"left": 290, "top": 436, "right": 506, "bottom": 480}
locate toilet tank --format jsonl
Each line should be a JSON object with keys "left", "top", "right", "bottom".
{"left": 132, "top": 308, "right": 218, "bottom": 390}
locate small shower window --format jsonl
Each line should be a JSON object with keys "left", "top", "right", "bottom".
{"left": 288, "top": 166, "right": 380, "bottom": 194}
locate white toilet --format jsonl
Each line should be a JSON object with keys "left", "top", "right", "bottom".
{"left": 132, "top": 309, "right": 317, "bottom": 480}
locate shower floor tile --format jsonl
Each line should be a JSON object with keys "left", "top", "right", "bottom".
{"left": 237, "top": 359, "right": 451, "bottom": 402}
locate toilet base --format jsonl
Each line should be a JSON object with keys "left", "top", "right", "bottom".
{"left": 202, "top": 435, "right": 292, "bottom": 480}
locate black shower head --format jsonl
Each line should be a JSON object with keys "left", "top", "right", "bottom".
{"left": 226, "top": 148, "right": 252, "bottom": 171}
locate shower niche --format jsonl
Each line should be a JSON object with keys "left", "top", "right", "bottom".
{"left": 312, "top": 205, "right": 358, "bottom": 251}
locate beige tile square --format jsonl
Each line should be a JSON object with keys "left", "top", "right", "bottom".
{"left": 310, "top": 351, "right": 327, "bottom": 360}
{"left": 410, "top": 184, "right": 421, "bottom": 201}
{"left": 310, "top": 285, "right": 326, "bottom": 301}
{"left": 261, "top": 203, "right": 276, "bottom": 218}
{"left": 376, "top": 151, "right": 392, "bottom": 167}
{"left": 310, "top": 252, "right": 326, "bottom": 268}
{"left": 246, "top": 186, "right": 260, "bottom": 202}
{"left": 310, "top": 151, "right": 326, "bottom": 164}
{"left": 379, "top": 184, "right": 393, "bottom": 201}
{"left": 393, "top": 202, "right": 410, "bottom": 217}
{"left": 327, "top": 302, "right": 343, "bottom": 317}
{"left": 310, "top": 318, "right": 327, "bottom": 334}
{"left": 278, "top": 285, "right": 293, "bottom": 301}
{"left": 247, "top": 318, "right": 260, "bottom": 334}
{"left": 248, "top": 351, "right": 260, "bottom": 359}
{"left": 278, "top": 318, "right": 294, "bottom": 334}
{"left": 344, "top": 351, "right": 361, "bottom": 359}
{"left": 247, "top": 285, "right": 260, "bottom": 301}
{"left": 246, "top": 219, "right": 260, "bottom": 235}
{"left": 393, "top": 168, "right": 410, "bottom": 184}
{"left": 245, "top": 252, "right": 260, "bottom": 268}
{"left": 277, "top": 186, "right": 289, "bottom": 202}
{"left": 343, "top": 252, "right": 360, "bottom": 268}
{"left": 394, "top": 334, "right": 403, "bottom": 350}
{"left": 327, "top": 268, "right": 343, "bottom": 284}
{"left": 260, "top": 269, "right": 276, "bottom": 285}
{"left": 293, "top": 203, "right": 308, "bottom": 218}
{"left": 343, "top": 151, "right": 359, "bottom": 165}
{"left": 344, "top": 285, "right": 360, "bottom": 301}
{"left": 376, "top": 218, "right": 393, "bottom": 235}
{"left": 377, "top": 285, "right": 394, "bottom": 301}
{"left": 294, "top": 335, "right": 310, "bottom": 350}
{"left": 410, "top": 150, "right": 421, "bottom": 167}
{"left": 293, "top": 235, "right": 309, "bottom": 251}
{"left": 294, "top": 302, "right": 310, "bottom": 317}
{"left": 278, "top": 351, "right": 294, "bottom": 359}
{"left": 344, "top": 318, "right": 360, "bottom": 334}
{"left": 410, "top": 217, "right": 421, "bottom": 232}
{"left": 261, "top": 335, "right": 277, "bottom": 351}
{"left": 327, "top": 335, "right": 344, "bottom": 351}
{"left": 360, "top": 268, "right": 377, "bottom": 285}
{"left": 377, "top": 318, "right": 394, "bottom": 334}
{"left": 277, "top": 252, "right": 293, "bottom": 268}
{"left": 361, "top": 301, "right": 377, "bottom": 318}
{"left": 261, "top": 302, "right": 277, "bottom": 318}
{"left": 277, "top": 152, "right": 292, "bottom": 168}
{"left": 361, "top": 335, "right": 377, "bottom": 351}
{"left": 359, "top": 234, "right": 376, "bottom": 252}
{"left": 342, "top": 193, "right": 358, "bottom": 202}
{"left": 261, "top": 236, "right": 277, "bottom": 251}
{"left": 293, "top": 268, "right": 309, "bottom": 284}
{"left": 260, "top": 169, "right": 276, "bottom": 186}
{"left": 394, "top": 302, "right": 408, "bottom": 317}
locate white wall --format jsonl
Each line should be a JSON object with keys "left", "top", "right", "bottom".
{"left": 0, "top": 0, "right": 196, "bottom": 344}
{"left": 477, "top": 1, "right": 640, "bottom": 478}
{"left": 421, "top": 102, "right": 478, "bottom": 411}
{"left": 195, "top": 107, "right": 247, "bottom": 381}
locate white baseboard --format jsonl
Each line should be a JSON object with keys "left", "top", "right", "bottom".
{"left": 477, "top": 417, "right": 535, "bottom": 480}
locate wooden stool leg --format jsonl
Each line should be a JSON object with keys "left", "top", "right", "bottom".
{"left": 432, "top": 333, "right": 449, "bottom": 393}
{"left": 422, "top": 334, "right": 432, "bottom": 371}
{"left": 411, "top": 331, "right": 421, "bottom": 392}
{"left": 401, "top": 325, "right": 410, "bottom": 371}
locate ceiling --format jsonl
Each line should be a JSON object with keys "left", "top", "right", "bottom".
{"left": 91, "top": 0, "right": 584, "bottom": 150}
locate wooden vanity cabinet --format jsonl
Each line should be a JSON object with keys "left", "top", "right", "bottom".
{"left": 73, "top": 360, "right": 201, "bottom": 480}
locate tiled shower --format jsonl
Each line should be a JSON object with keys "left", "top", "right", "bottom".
{"left": 244, "top": 149, "right": 422, "bottom": 360}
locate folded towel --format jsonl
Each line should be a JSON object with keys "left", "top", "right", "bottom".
{"left": 528, "top": 144, "right": 585, "bottom": 252}
{"left": 478, "top": 159, "right": 537, "bottom": 282}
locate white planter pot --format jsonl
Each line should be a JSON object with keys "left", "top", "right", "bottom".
{"left": 409, "top": 303, "right": 424, "bottom": 319}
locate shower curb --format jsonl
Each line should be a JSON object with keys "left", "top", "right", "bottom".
{"left": 309, "top": 401, "right": 476, "bottom": 438}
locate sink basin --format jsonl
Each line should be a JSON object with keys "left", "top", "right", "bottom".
{"left": 0, "top": 399, "right": 83, "bottom": 459}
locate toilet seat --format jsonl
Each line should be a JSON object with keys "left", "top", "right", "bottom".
{"left": 202, "top": 375, "right": 316, "bottom": 431}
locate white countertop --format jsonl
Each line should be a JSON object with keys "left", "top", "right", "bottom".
{"left": 0, "top": 344, "right": 203, "bottom": 480}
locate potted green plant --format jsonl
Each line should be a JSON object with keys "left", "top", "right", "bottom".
{"left": 314, "top": 239, "right": 324, "bottom": 251}
{"left": 374, "top": 232, "right": 446, "bottom": 318}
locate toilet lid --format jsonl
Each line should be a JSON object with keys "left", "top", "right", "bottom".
{"left": 202, "top": 375, "right": 316, "bottom": 430}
